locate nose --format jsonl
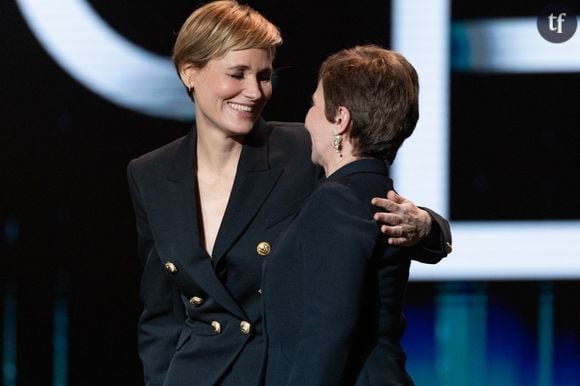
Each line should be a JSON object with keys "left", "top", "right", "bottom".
{"left": 243, "top": 77, "right": 263, "bottom": 101}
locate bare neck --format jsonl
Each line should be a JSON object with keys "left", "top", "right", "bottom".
{"left": 195, "top": 129, "right": 244, "bottom": 174}
{"left": 194, "top": 128, "right": 244, "bottom": 257}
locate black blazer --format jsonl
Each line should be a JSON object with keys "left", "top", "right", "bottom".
{"left": 127, "top": 121, "right": 451, "bottom": 386}
{"left": 262, "top": 159, "right": 414, "bottom": 386}
{"left": 128, "top": 120, "right": 318, "bottom": 386}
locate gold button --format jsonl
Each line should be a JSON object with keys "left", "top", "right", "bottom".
{"left": 240, "top": 321, "right": 251, "bottom": 335}
{"left": 210, "top": 321, "right": 221, "bottom": 334}
{"left": 256, "top": 241, "right": 271, "bottom": 256}
{"left": 164, "top": 261, "right": 178, "bottom": 274}
{"left": 189, "top": 296, "right": 204, "bottom": 306}
{"left": 445, "top": 242, "right": 453, "bottom": 254}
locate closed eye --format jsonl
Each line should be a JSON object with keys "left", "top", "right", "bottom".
{"left": 258, "top": 69, "right": 273, "bottom": 82}
{"left": 229, "top": 72, "right": 244, "bottom": 80}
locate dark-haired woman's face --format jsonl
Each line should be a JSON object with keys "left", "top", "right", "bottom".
{"left": 305, "top": 83, "right": 334, "bottom": 167}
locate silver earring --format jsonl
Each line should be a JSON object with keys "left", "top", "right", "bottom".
{"left": 332, "top": 134, "right": 343, "bottom": 153}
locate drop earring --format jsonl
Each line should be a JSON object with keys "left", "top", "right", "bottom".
{"left": 332, "top": 134, "right": 343, "bottom": 155}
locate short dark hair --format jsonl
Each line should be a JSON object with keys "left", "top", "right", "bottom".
{"left": 319, "top": 45, "right": 419, "bottom": 164}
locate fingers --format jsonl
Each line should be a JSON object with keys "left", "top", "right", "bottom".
{"left": 371, "top": 197, "right": 398, "bottom": 212}
{"left": 382, "top": 224, "right": 412, "bottom": 247}
{"left": 386, "top": 190, "right": 403, "bottom": 203}
{"left": 382, "top": 225, "right": 419, "bottom": 247}
{"left": 387, "top": 237, "right": 412, "bottom": 247}
{"left": 380, "top": 224, "right": 404, "bottom": 237}
{"left": 374, "top": 212, "right": 401, "bottom": 226}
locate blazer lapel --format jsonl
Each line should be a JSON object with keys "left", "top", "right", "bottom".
{"left": 211, "top": 120, "right": 284, "bottom": 264}
{"left": 160, "top": 128, "right": 246, "bottom": 320}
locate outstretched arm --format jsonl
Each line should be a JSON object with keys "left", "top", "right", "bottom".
{"left": 372, "top": 191, "right": 452, "bottom": 264}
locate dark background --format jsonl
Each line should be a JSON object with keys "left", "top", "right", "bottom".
{"left": 1, "top": 1, "right": 579, "bottom": 385}
{"left": 1, "top": 1, "right": 391, "bottom": 385}
{"left": 450, "top": 0, "right": 580, "bottom": 219}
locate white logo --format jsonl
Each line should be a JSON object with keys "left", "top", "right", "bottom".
{"left": 537, "top": 3, "right": 577, "bottom": 43}
{"left": 548, "top": 12, "right": 567, "bottom": 33}
{"left": 16, "top": 0, "right": 194, "bottom": 121}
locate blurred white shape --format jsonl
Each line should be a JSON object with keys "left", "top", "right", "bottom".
{"left": 392, "top": 1, "right": 580, "bottom": 279}
{"left": 411, "top": 221, "right": 580, "bottom": 280}
{"left": 456, "top": 18, "right": 580, "bottom": 73}
{"left": 391, "top": 0, "right": 450, "bottom": 217}
{"left": 16, "top": 0, "right": 194, "bottom": 121}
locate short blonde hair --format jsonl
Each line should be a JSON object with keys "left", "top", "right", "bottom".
{"left": 172, "top": 0, "right": 282, "bottom": 71}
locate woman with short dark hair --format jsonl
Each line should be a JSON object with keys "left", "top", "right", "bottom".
{"left": 263, "top": 45, "right": 422, "bottom": 386}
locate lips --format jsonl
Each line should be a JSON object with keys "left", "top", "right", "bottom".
{"left": 228, "top": 102, "right": 254, "bottom": 112}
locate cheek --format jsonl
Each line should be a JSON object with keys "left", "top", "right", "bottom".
{"left": 306, "top": 110, "right": 329, "bottom": 144}
{"left": 211, "top": 78, "right": 240, "bottom": 99}
{"left": 305, "top": 108, "right": 314, "bottom": 128}
{"left": 262, "top": 83, "right": 273, "bottom": 101}
{"left": 216, "top": 84, "right": 235, "bottom": 99}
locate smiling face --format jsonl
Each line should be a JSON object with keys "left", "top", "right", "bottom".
{"left": 184, "top": 48, "right": 274, "bottom": 138}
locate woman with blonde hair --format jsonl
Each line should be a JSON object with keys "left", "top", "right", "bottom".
{"left": 127, "top": 2, "right": 451, "bottom": 385}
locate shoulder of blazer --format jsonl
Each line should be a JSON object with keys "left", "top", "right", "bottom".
{"left": 129, "top": 129, "right": 195, "bottom": 182}
{"left": 265, "top": 121, "right": 314, "bottom": 171}
{"left": 129, "top": 120, "right": 313, "bottom": 181}
{"left": 266, "top": 121, "right": 310, "bottom": 147}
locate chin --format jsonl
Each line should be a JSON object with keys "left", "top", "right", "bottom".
{"left": 224, "top": 123, "right": 256, "bottom": 137}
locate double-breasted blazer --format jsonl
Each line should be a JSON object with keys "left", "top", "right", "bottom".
{"left": 262, "top": 159, "right": 414, "bottom": 386}
{"left": 127, "top": 120, "right": 451, "bottom": 386}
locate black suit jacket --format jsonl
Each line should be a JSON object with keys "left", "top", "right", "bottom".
{"left": 127, "top": 120, "right": 450, "bottom": 386}
{"left": 262, "top": 159, "right": 414, "bottom": 386}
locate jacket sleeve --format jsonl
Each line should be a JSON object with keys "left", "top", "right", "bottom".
{"left": 285, "top": 186, "right": 378, "bottom": 386}
{"left": 127, "top": 160, "right": 185, "bottom": 386}
{"left": 410, "top": 207, "right": 452, "bottom": 264}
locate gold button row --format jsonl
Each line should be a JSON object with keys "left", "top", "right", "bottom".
{"left": 166, "top": 240, "right": 271, "bottom": 273}
{"left": 208, "top": 320, "right": 252, "bottom": 335}
{"left": 165, "top": 240, "right": 271, "bottom": 274}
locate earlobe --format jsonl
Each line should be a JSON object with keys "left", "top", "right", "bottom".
{"left": 179, "top": 64, "right": 196, "bottom": 91}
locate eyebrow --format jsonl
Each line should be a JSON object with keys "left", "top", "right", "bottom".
{"left": 226, "top": 65, "right": 250, "bottom": 71}
{"left": 226, "top": 65, "right": 272, "bottom": 73}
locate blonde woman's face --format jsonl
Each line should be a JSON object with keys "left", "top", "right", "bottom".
{"left": 186, "top": 48, "right": 274, "bottom": 137}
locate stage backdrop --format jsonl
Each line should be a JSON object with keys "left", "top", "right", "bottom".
{"left": 1, "top": 1, "right": 579, "bottom": 385}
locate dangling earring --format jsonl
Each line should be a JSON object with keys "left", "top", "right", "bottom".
{"left": 332, "top": 134, "right": 343, "bottom": 155}
{"left": 187, "top": 74, "right": 195, "bottom": 96}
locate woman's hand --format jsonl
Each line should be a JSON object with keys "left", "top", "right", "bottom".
{"left": 371, "top": 191, "right": 432, "bottom": 247}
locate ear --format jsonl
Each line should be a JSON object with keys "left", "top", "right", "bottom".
{"left": 178, "top": 64, "right": 197, "bottom": 90}
{"left": 333, "top": 106, "right": 352, "bottom": 135}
